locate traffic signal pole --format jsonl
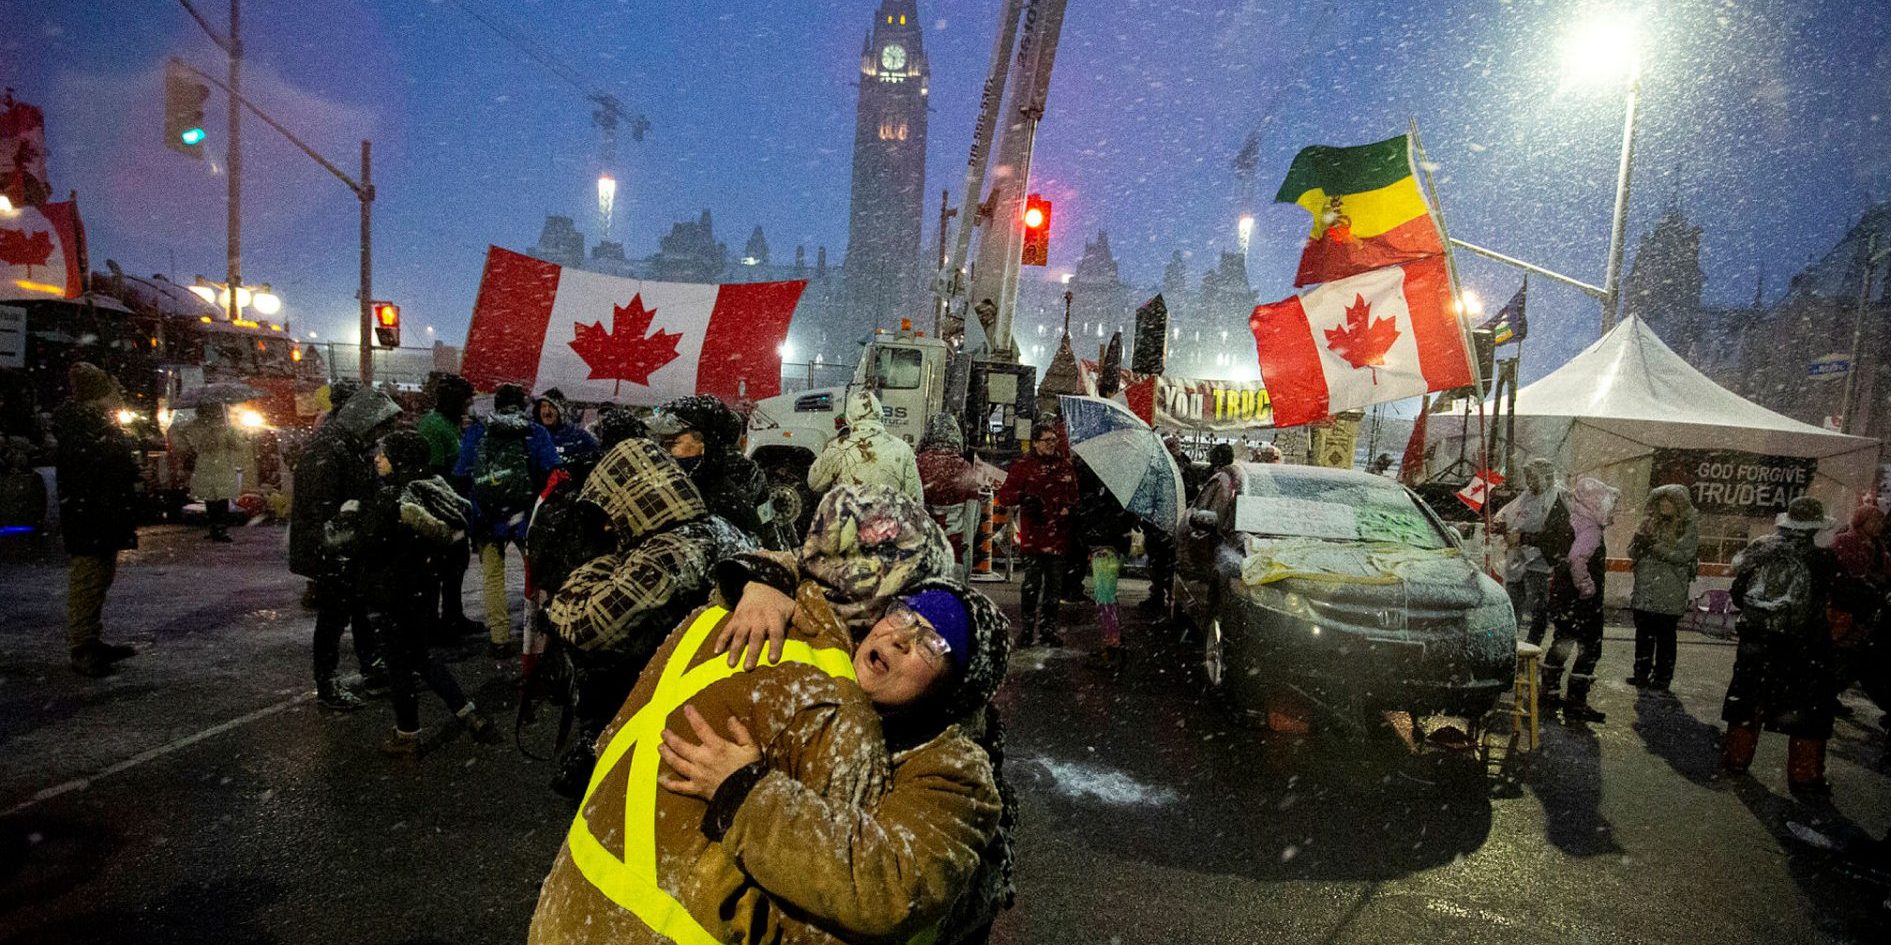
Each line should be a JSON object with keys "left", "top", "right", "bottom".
{"left": 170, "top": 58, "right": 378, "bottom": 382}
{"left": 174, "top": 1, "right": 378, "bottom": 383}
{"left": 227, "top": 0, "right": 241, "bottom": 329}
{"left": 359, "top": 141, "right": 372, "bottom": 383}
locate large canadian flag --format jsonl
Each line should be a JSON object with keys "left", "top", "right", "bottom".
{"left": 1248, "top": 255, "right": 1472, "bottom": 427}
{"left": 0, "top": 200, "right": 84, "bottom": 301}
{"left": 461, "top": 246, "right": 806, "bottom": 404}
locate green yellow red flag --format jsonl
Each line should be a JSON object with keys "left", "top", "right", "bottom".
{"left": 1275, "top": 134, "right": 1444, "bottom": 287}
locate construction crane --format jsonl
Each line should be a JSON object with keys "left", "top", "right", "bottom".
{"left": 938, "top": 0, "right": 1071, "bottom": 360}
{"left": 441, "top": 0, "right": 649, "bottom": 246}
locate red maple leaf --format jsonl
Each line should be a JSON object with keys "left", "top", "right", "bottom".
{"left": 1323, "top": 293, "right": 1400, "bottom": 384}
{"left": 568, "top": 294, "right": 683, "bottom": 394}
{"left": 0, "top": 227, "right": 54, "bottom": 275}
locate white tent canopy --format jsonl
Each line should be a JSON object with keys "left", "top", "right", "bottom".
{"left": 1430, "top": 316, "right": 1880, "bottom": 597}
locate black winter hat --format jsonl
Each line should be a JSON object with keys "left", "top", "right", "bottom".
{"left": 494, "top": 383, "right": 529, "bottom": 412}
{"left": 428, "top": 372, "right": 474, "bottom": 414}
{"left": 596, "top": 406, "right": 649, "bottom": 450}
{"left": 651, "top": 395, "right": 742, "bottom": 452}
{"left": 328, "top": 377, "right": 362, "bottom": 411}
{"left": 380, "top": 429, "right": 432, "bottom": 476}
{"left": 1208, "top": 443, "right": 1235, "bottom": 467}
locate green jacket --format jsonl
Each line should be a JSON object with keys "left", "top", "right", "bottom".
{"left": 416, "top": 409, "right": 463, "bottom": 476}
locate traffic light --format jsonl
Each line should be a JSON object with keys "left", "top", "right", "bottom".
{"left": 1021, "top": 193, "right": 1051, "bottom": 267}
{"left": 371, "top": 301, "right": 400, "bottom": 348}
{"left": 163, "top": 61, "right": 209, "bottom": 159}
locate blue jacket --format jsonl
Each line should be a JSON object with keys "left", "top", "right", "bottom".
{"left": 454, "top": 408, "right": 561, "bottom": 541}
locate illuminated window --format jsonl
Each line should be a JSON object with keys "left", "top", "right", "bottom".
{"left": 877, "top": 119, "right": 909, "bottom": 141}
{"left": 899, "top": 14, "right": 906, "bottom": 24}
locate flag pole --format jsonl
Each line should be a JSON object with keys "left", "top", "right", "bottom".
{"left": 1408, "top": 118, "right": 1480, "bottom": 396}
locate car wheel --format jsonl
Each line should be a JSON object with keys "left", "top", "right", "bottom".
{"left": 1203, "top": 616, "right": 1227, "bottom": 690}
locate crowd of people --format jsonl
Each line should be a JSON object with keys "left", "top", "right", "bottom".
{"left": 1493, "top": 460, "right": 1891, "bottom": 799}
{"left": 36, "top": 361, "right": 1891, "bottom": 936}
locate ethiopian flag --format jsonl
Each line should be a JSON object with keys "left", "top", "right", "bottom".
{"left": 1276, "top": 134, "right": 1444, "bottom": 287}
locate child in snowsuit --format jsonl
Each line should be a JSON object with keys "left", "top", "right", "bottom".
{"left": 1091, "top": 546, "right": 1124, "bottom": 668}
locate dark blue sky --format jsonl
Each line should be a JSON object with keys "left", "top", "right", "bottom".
{"left": 8, "top": 0, "right": 1890, "bottom": 380}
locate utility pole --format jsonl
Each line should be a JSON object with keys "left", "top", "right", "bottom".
{"left": 1599, "top": 65, "right": 1642, "bottom": 334}
{"left": 359, "top": 141, "right": 373, "bottom": 383}
{"left": 178, "top": 1, "right": 243, "bottom": 324}
{"left": 227, "top": 0, "right": 241, "bottom": 327}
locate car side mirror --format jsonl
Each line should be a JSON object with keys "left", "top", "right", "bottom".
{"left": 1189, "top": 509, "right": 1219, "bottom": 531}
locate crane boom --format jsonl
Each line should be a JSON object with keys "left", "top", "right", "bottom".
{"left": 935, "top": 0, "right": 1026, "bottom": 340}
{"left": 965, "top": 0, "right": 1068, "bottom": 359}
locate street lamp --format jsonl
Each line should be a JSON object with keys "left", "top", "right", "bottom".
{"left": 1561, "top": 10, "right": 1643, "bottom": 334}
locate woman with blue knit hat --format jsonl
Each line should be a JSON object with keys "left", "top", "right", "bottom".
{"left": 660, "top": 575, "right": 1015, "bottom": 945}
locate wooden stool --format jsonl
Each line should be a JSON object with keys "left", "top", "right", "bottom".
{"left": 1513, "top": 641, "right": 1544, "bottom": 751}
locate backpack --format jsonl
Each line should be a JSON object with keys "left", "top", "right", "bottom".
{"left": 472, "top": 421, "right": 534, "bottom": 515}
{"left": 1740, "top": 542, "right": 1815, "bottom": 636}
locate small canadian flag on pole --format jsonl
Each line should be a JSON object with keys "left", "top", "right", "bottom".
{"left": 461, "top": 246, "right": 806, "bottom": 404}
{"left": 1456, "top": 468, "right": 1505, "bottom": 513}
{"left": 1248, "top": 255, "right": 1473, "bottom": 427}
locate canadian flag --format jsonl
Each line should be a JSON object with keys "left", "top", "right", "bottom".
{"left": 1456, "top": 468, "right": 1505, "bottom": 513}
{"left": 461, "top": 246, "right": 806, "bottom": 404}
{"left": 0, "top": 200, "right": 84, "bottom": 301}
{"left": 1248, "top": 255, "right": 1472, "bottom": 427}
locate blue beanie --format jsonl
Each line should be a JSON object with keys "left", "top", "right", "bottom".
{"left": 902, "top": 589, "right": 972, "bottom": 674}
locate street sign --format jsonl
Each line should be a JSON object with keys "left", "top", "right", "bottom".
{"left": 1808, "top": 354, "right": 1850, "bottom": 379}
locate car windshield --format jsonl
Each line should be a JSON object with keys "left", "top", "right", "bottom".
{"left": 1235, "top": 472, "right": 1451, "bottom": 549}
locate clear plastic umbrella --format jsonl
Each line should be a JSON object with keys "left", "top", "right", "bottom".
{"left": 1057, "top": 394, "right": 1185, "bottom": 529}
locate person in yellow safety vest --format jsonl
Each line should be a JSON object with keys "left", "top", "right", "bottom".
{"left": 527, "top": 485, "right": 962, "bottom": 945}
{"left": 666, "top": 577, "right": 1017, "bottom": 945}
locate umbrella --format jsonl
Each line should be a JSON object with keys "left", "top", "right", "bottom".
{"left": 1057, "top": 394, "right": 1186, "bottom": 530}
{"left": 175, "top": 382, "right": 265, "bottom": 407}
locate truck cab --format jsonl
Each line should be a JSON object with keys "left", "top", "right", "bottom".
{"left": 746, "top": 330, "right": 949, "bottom": 476}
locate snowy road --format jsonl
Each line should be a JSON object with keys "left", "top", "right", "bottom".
{"left": 2, "top": 525, "right": 1888, "bottom": 943}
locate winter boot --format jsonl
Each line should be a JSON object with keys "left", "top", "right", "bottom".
{"left": 551, "top": 740, "right": 599, "bottom": 799}
{"left": 1017, "top": 618, "right": 1038, "bottom": 649}
{"left": 316, "top": 677, "right": 367, "bottom": 711}
{"left": 69, "top": 645, "right": 116, "bottom": 678}
{"left": 1721, "top": 723, "right": 1760, "bottom": 774}
{"left": 380, "top": 728, "right": 422, "bottom": 757}
{"left": 1538, "top": 665, "right": 1564, "bottom": 711}
{"left": 457, "top": 703, "right": 501, "bottom": 744}
{"left": 359, "top": 660, "right": 393, "bottom": 697}
{"left": 1787, "top": 737, "right": 1831, "bottom": 797}
{"left": 1562, "top": 676, "right": 1606, "bottom": 724}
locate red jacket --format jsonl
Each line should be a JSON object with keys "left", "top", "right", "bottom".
{"left": 996, "top": 452, "right": 1079, "bottom": 556}
{"left": 917, "top": 449, "right": 981, "bottom": 508}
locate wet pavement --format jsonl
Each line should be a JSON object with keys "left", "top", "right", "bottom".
{"left": 2, "top": 524, "right": 1889, "bottom": 944}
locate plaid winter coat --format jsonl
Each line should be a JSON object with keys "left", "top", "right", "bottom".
{"left": 547, "top": 439, "right": 752, "bottom": 669}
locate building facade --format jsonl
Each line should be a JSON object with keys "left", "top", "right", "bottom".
{"left": 841, "top": 0, "right": 930, "bottom": 345}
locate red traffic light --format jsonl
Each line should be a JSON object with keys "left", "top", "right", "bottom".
{"left": 1021, "top": 193, "right": 1051, "bottom": 266}
{"left": 371, "top": 301, "right": 400, "bottom": 347}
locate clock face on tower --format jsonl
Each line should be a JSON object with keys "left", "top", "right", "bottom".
{"left": 881, "top": 43, "right": 907, "bottom": 72}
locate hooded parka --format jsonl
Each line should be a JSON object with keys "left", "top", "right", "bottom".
{"left": 536, "top": 389, "right": 601, "bottom": 466}
{"left": 174, "top": 406, "right": 257, "bottom": 502}
{"left": 51, "top": 394, "right": 141, "bottom": 556}
{"left": 289, "top": 389, "right": 400, "bottom": 578}
{"left": 916, "top": 412, "right": 980, "bottom": 509}
{"left": 1630, "top": 483, "right": 1700, "bottom": 616}
{"left": 809, "top": 389, "right": 923, "bottom": 501}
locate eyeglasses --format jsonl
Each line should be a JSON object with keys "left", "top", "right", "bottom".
{"left": 882, "top": 602, "right": 952, "bottom": 668}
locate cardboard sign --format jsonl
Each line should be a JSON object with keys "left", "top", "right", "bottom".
{"left": 1650, "top": 447, "right": 1817, "bottom": 516}
{"left": 1234, "top": 494, "right": 1357, "bottom": 541}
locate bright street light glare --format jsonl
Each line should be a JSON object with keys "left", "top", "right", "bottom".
{"left": 187, "top": 284, "right": 217, "bottom": 303}
{"left": 1459, "top": 289, "right": 1484, "bottom": 317}
{"left": 1561, "top": 11, "right": 1641, "bottom": 86}
{"left": 251, "top": 291, "right": 282, "bottom": 315}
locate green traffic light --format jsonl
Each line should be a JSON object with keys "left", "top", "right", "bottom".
{"left": 180, "top": 127, "right": 205, "bottom": 146}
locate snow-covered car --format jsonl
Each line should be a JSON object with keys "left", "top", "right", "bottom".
{"left": 1173, "top": 462, "right": 1515, "bottom": 727}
